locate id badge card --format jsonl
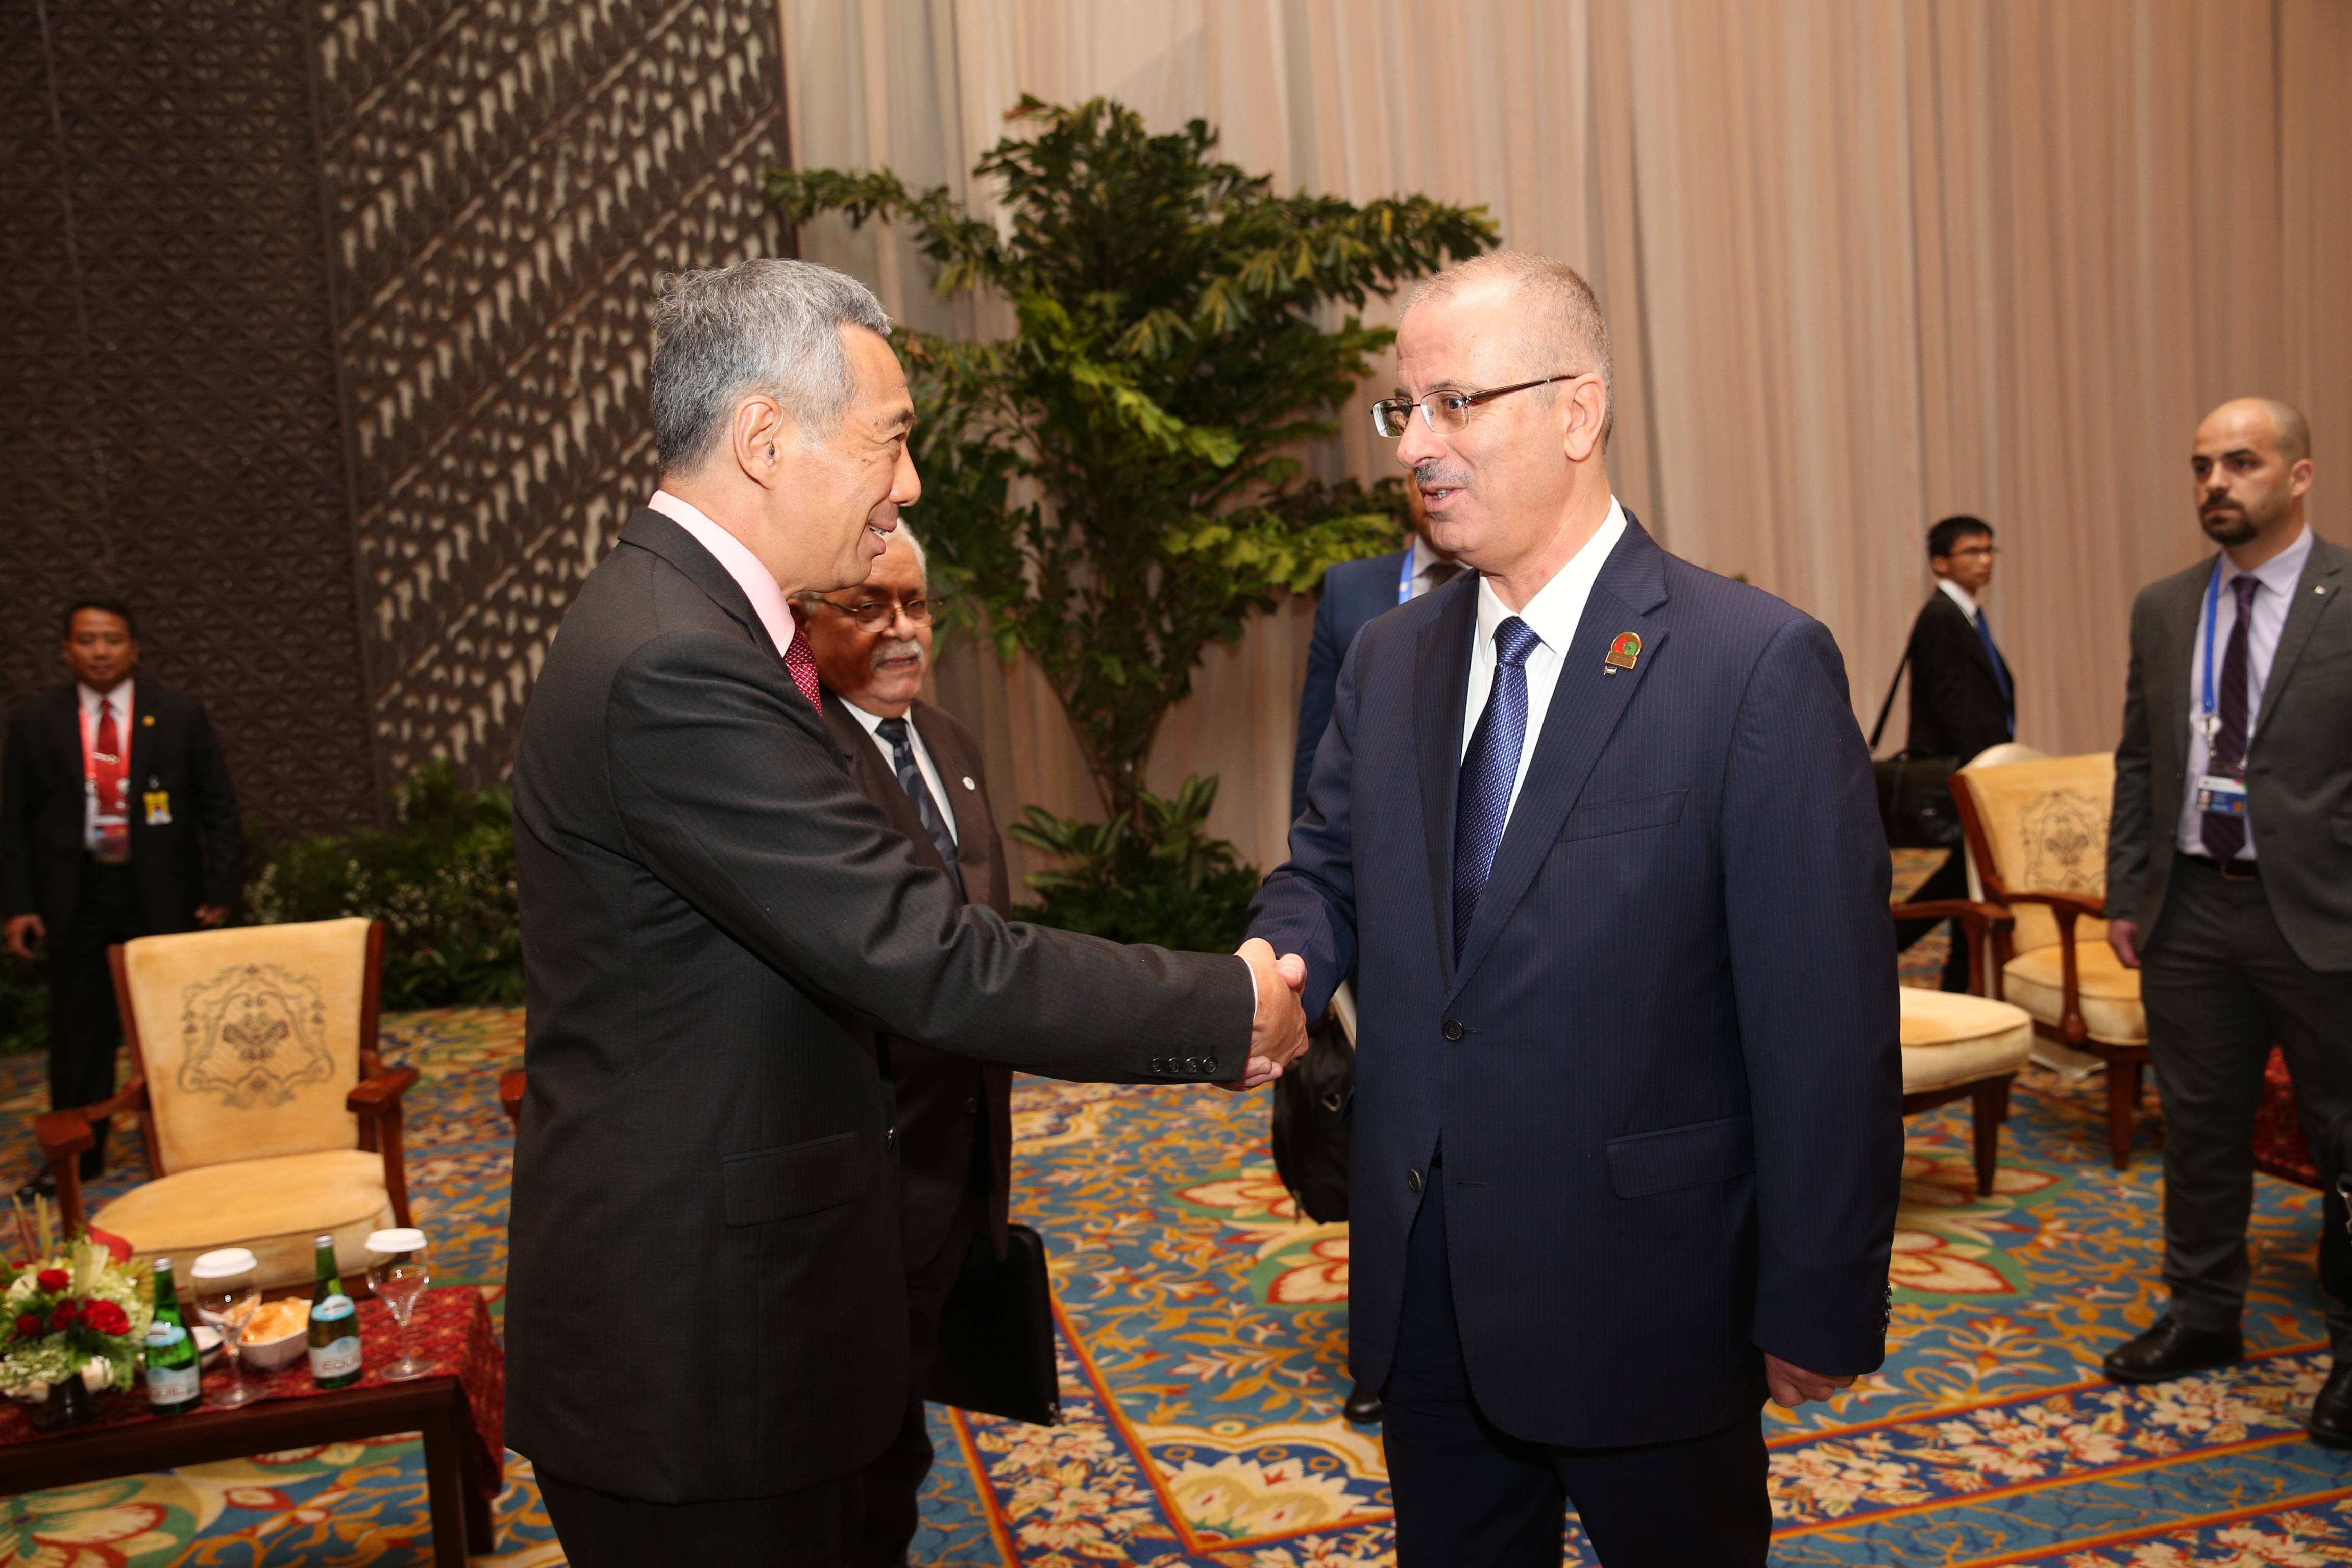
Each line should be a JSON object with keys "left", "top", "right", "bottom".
{"left": 2196, "top": 775, "right": 2248, "bottom": 818}
{"left": 143, "top": 790, "right": 173, "bottom": 826}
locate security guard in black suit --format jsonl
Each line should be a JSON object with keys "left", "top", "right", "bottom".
{"left": 3, "top": 598, "right": 242, "bottom": 1192}
{"left": 1894, "top": 515, "right": 2015, "bottom": 990}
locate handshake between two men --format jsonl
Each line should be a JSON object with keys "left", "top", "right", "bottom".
{"left": 1231, "top": 936, "right": 1313, "bottom": 1090}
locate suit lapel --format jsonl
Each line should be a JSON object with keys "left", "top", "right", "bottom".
{"left": 2253, "top": 541, "right": 2346, "bottom": 746}
{"left": 1451, "top": 522, "right": 1670, "bottom": 995}
{"left": 1414, "top": 576, "right": 1478, "bottom": 985}
{"left": 823, "top": 693, "right": 947, "bottom": 882}
{"left": 914, "top": 701, "right": 1003, "bottom": 912}
{"left": 2161, "top": 560, "right": 2212, "bottom": 776}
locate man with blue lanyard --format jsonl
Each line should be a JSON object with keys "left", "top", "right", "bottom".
{"left": 1293, "top": 489, "right": 1466, "bottom": 822}
{"left": 1288, "top": 488, "right": 1464, "bottom": 1428}
{"left": 2103, "top": 397, "right": 2352, "bottom": 1447}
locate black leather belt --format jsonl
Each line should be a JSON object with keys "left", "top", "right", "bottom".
{"left": 2181, "top": 853, "right": 2260, "bottom": 881}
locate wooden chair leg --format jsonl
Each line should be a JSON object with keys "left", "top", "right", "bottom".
{"left": 1971, "top": 1076, "right": 2012, "bottom": 1197}
{"left": 2108, "top": 1057, "right": 2139, "bottom": 1170}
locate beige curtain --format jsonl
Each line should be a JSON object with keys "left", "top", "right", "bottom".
{"left": 779, "top": 0, "right": 2352, "bottom": 883}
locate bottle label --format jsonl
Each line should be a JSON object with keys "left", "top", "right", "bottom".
{"left": 144, "top": 1320, "right": 189, "bottom": 1349}
{"left": 312, "top": 1294, "right": 355, "bottom": 1322}
{"left": 147, "top": 1361, "right": 200, "bottom": 1404}
{"left": 310, "top": 1335, "right": 363, "bottom": 1379}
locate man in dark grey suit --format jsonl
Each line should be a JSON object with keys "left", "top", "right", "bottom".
{"left": 506, "top": 259, "right": 1308, "bottom": 1565}
{"left": 2102, "top": 397, "right": 2352, "bottom": 1445}
{"left": 1253, "top": 252, "right": 1900, "bottom": 1566}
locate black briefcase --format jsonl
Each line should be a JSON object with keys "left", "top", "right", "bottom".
{"left": 1868, "top": 652, "right": 1963, "bottom": 849}
{"left": 924, "top": 1223, "right": 1061, "bottom": 1426}
{"left": 1272, "top": 1010, "right": 1355, "bottom": 1225}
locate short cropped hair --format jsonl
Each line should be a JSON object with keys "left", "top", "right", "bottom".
{"left": 2249, "top": 398, "right": 2312, "bottom": 465}
{"left": 1406, "top": 251, "right": 1616, "bottom": 448}
{"left": 1927, "top": 515, "right": 1993, "bottom": 560}
{"left": 892, "top": 524, "right": 929, "bottom": 585}
{"left": 63, "top": 596, "right": 137, "bottom": 639}
{"left": 649, "top": 259, "right": 893, "bottom": 473}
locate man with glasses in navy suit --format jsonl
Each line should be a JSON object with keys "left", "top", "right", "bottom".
{"left": 1250, "top": 251, "right": 1901, "bottom": 1566}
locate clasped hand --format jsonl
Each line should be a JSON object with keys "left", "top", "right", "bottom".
{"left": 1225, "top": 937, "right": 1309, "bottom": 1090}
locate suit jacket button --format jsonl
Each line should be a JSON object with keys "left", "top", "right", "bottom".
{"left": 1202, "top": 1057, "right": 1218, "bottom": 1076}
{"left": 1442, "top": 1020, "right": 1465, "bottom": 1042}
{"left": 1149, "top": 1058, "right": 1164, "bottom": 1074}
{"left": 1407, "top": 1169, "right": 1424, "bottom": 1193}
{"left": 965, "top": 1097, "right": 979, "bottom": 1114}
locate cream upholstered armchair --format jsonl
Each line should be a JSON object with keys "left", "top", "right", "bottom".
{"left": 35, "top": 917, "right": 416, "bottom": 1291}
{"left": 1949, "top": 753, "right": 2150, "bottom": 1168}
{"left": 1898, "top": 989, "right": 2035, "bottom": 1196}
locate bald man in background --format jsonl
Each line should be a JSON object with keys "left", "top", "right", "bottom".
{"left": 2103, "top": 398, "right": 2352, "bottom": 1447}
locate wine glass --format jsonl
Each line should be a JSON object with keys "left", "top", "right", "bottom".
{"left": 364, "top": 1229, "right": 431, "bottom": 1381}
{"left": 188, "top": 1248, "right": 261, "bottom": 1408}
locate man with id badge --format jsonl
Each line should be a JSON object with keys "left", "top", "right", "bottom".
{"left": 2103, "top": 398, "right": 2352, "bottom": 1446}
{"left": 2, "top": 598, "right": 242, "bottom": 1199}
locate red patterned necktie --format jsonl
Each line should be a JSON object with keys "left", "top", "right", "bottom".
{"left": 783, "top": 628, "right": 823, "bottom": 709}
{"left": 91, "top": 697, "right": 131, "bottom": 862}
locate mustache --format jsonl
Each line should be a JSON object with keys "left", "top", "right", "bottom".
{"left": 1414, "top": 461, "right": 1471, "bottom": 490}
{"left": 870, "top": 637, "right": 924, "bottom": 670}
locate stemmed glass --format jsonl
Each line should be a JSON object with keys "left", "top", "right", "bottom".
{"left": 364, "top": 1229, "right": 431, "bottom": 1381}
{"left": 189, "top": 1249, "right": 261, "bottom": 1408}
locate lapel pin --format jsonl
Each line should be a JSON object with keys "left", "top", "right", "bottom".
{"left": 962, "top": 776, "right": 977, "bottom": 790}
{"left": 142, "top": 714, "right": 155, "bottom": 725}
{"left": 1604, "top": 631, "right": 1642, "bottom": 673}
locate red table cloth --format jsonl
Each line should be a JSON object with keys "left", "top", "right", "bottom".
{"left": 0, "top": 1285, "right": 504, "bottom": 1497}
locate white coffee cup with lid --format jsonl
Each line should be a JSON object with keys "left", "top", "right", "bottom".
{"left": 190, "top": 1248, "right": 259, "bottom": 1278}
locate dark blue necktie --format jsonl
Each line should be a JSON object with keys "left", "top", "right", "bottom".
{"left": 2201, "top": 574, "right": 2261, "bottom": 861}
{"left": 1453, "top": 617, "right": 1540, "bottom": 965}
{"left": 1973, "top": 608, "right": 2014, "bottom": 736}
{"left": 875, "top": 717, "right": 964, "bottom": 897}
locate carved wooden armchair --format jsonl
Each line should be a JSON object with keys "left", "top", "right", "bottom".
{"left": 1947, "top": 753, "right": 2150, "bottom": 1168}
{"left": 36, "top": 917, "right": 418, "bottom": 1290}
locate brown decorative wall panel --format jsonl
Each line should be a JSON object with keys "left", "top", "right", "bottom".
{"left": 1, "top": 0, "right": 381, "bottom": 840}
{"left": 314, "top": 0, "right": 789, "bottom": 785}
{"left": 5, "top": 0, "right": 788, "bottom": 837}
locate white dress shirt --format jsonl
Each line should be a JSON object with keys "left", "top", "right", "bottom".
{"left": 843, "top": 701, "right": 958, "bottom": 845}
{"left": 1935, "top": 577, "right": 1980, "bottom": 620}
{"left": 2176, "top": 526, "right": 2315, "bottom": 860}
{"left": 1460, "top": 498, "right": 1629, "bottom": 827}
{"left": 647, "top": 489, "right": 801, "bottom": 655}
{"left": 78, "top": 679, "right": 135, "bottom": 852}
{"left": 1405, "top": 536, "right": 1463, "bottom": 601}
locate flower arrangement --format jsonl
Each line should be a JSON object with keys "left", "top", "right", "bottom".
{"left": 1, "top": 1198, "right": 151, "bottom": 1401}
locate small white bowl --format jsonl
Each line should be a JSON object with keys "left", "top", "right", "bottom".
{"left": 193, "top": 1324, "right": 223, "bottom": 1367}
{"left": 239, "top": 1321, "right": 309, "bottom": 1371}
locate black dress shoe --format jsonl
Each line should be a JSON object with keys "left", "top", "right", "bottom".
{"left": 2101, "top": 1316, "right": 2243, "bottom": 1384}
{"left": 2309, "top": 1361, "right": 2352, "bottom": 1447}
{"left": 1342, "top": 1380, "right": 1383, "bottom": 1425}
{"left": 11, "top": 1171, "right": 57, "bottom": 1204}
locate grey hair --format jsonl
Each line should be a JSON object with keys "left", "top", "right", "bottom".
{"left": 892, "top": 524, "right": 929, "bottom": 584}
{"left": 649, "top": 259, "right": 894, "bottom": 473}
{"left": 1406, "top": 251, "right": 1616, "bottom": 449}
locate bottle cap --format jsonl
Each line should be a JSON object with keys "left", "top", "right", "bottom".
{"left": 314, "top": 1234, "right": 335, "bottom": 1248}
{"left": 365, "top": 1229, "right": 426, "bottom": 1252}
{"left": 190, "top": 1248, "right": 258, "bottom": 1278}
{"left": 152, "top": 1257, "right": 174, "bottom": 1273}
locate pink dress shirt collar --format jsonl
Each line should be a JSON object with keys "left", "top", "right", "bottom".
{"left": 646, "top": 489, "right": 799, "bottom": 655}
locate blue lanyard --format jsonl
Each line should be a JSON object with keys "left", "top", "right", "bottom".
{"left": 1396, "top": 542, "right": 1416, "bottom": 606}
{"left": 2199, "top": 564, "right": 2223, "bottom": 725}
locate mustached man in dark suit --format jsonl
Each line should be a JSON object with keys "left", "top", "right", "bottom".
{"left": 506, "top": 259, "right": 1309, "bottom": 1567}
{"left": 1250, "top": 252, "right": 1901, "bottom": 1566}
{"left": 4, "top": 598, "right": 241, "bottom": 1196}
{"left": 1894, "top": 515, "right": 2016, "bottom": 991}
{"left": 793, "top": 525, "right": 1011, "bottom": 1566}
{"left": 2102, "top": 397, "right": 2352, "bottom": 1446}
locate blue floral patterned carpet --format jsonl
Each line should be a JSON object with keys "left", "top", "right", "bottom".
{"left": 4, "top": 880, "right": 2349, "bottom": 1563}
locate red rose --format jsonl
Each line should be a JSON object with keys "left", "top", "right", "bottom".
{"left": 35, "top": 1268, "right": 68, "bottom": 1293}
{"left": 85, "top": 1301, "right": 130, "bottom": 1336}
{"left": 11, "top": 1313, "right": 37, "bottom": 1340}
{"left": 50, "top": 1302, "right": 78, "bottom": 1332}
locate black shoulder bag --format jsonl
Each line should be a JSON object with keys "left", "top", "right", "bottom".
{"left": 1870, "top": 652, "right": 1964, "bottom": 849}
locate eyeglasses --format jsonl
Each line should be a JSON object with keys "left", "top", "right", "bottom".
{"left": 1943, "top": 545, "right": 1999, "bottom": 560}
{"left": 807, "top": 594, "right": 947, "bottom": 628}
{"left": 1370, "top": 374, "right": 1586, "bottom": 439}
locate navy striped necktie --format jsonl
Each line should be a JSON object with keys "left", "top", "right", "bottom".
{"left": 2201, "top": 574, "right": 2260, "bottom": 860}
{"left": 1452, "top": 617, "right": 1540, "bottom": 965}
{"left": 876, "top": 717, "right": 964, "bottom": 896}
